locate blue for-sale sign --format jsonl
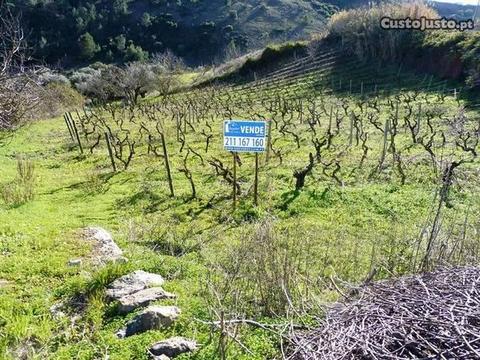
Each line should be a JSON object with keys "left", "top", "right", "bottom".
{"left": 223, "top": 120, "right": 267, "bottom": 152}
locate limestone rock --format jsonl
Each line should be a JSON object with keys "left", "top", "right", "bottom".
{"left": 118, "top": 306, "right": 181, "bottom": 338}
{"left": 68, "top": 259, "right": 82, "bottom": 267}
{"left": 152, "top": 355, "right": 170, "bottom": 360}
{"left": 149, "top": 337, "right": 197, "bottom": 358}
{"left": 49, "top": 301, "right": 67, "bottom": 319}
{"left": 118, "top": 287, "right": 175, "bottom": 314}
{"left": 126, "top": 305, "right": 180, "bottom": 335}
{"left": 106, "top": 270, "right": 165, "bottom": 301}
{"left": 0, "top": 279, "right": 11, "bottom": 288}
{"left": 82, "top": 227, "right": 123, "bottom": 264}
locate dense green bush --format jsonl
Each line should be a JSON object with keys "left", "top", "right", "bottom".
{"left": 420, "top": 31, "right": 480, "bottom": 87}
{"left": 6, "top": 0, "right": 335, "bottom": 67}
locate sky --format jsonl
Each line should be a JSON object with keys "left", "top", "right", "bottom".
{"left": 432, "top": 0, "right": 479, "bottom": 5}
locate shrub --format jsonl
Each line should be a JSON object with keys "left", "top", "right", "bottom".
{"left": 327, "top": 3, "right": 438, "bottom": 61}
{"left": 124, "top": 43, "right": 149, "bottom": 62}
{"left": 1, "top": 155, "right": 36, "bottom": 207}
{"left": 205, "top": 218, "right": 322, "bottom": 317}
{"left": 38, "top": 70, "right": 71, "bottom": 86}
{"left": 36, "top": 82, "right": 84, "bottom": 118}
{"left": 74, "top": 64, "right": 124, "bottom": 103}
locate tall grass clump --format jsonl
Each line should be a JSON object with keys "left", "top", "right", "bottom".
{"left": 327, "top": 2, "right": 438, "bottom": 61}
{"left": 1, "top": 155, "right": 36, "bottom": 206}
{"left": 205, "top": 218, "right": 325, "bottom": 318}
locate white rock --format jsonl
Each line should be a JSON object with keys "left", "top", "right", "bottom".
{"left": 149, "top": 337, "right": 197, "bottom": 358}
{"left": 117, "top": 287, "right": 175, "bottom": 314}
{"left": 82, "top": 227, "right": 123, "bottom": 264}
{"left": 0, "top": 279, "right": 11, "bottom": 288}
{"left": 152, "top": 355, "right": 170, "bottom": 360}
{"left": 119, "top": 306, "right": 181, "bottom": 338}
{"left": 68, "top": 259, "right": 82, "bottom": 267}
{"left": 106, "top": 271, "right": 165, "bottom": 301}
{"left": 49, "top": 301, "right": 67, "bottom": 319}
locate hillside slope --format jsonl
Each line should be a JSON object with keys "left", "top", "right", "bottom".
{"left": 10, "top": 0, "right": 337, "bottom": 67}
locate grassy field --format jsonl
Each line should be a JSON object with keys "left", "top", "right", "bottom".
{"left": 1, "top": 59, "right": 480, "bottom": 359}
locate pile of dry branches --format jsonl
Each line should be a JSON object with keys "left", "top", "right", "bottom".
{"left": 288, "top": 266, "right": 480, "bottom": 359}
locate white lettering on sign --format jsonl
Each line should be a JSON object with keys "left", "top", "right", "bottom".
{"left": 224, "top": 120, "right": 267, "bottom": 153}
{"left": 240, "top": 126, "right": 264, "bottom": 135}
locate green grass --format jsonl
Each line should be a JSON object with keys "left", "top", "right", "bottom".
{"left": 0, "top": 117, "right": 281, "bottom": 359}
{"left": 1, "top": 67, "right": 479, "bottom": 360}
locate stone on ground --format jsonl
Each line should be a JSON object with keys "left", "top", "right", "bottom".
{"left": 118, "top": 306, "right": 181, "bottom": 338}
{"left": 117, "top": 287, "right": 176, "bottom": 314}
{"left": 82, "top": 227, "right": 123, "bottom": 264}
{"left": 49, "top": 301, "right": 67, "bottom": 319}
{"left": 149, "top": 337, "right": 197, "bottom": 358}
{"left": 106, "top": 270, "right": 165, "bottom": 301}
{"left": 0, "top": 279, "right": 11, "bottom": 288}
{"left": 67, "top": 259, "right": 82, "bottom": 267}
{"left": 151, "top": 355, "right": 170, "bottom": 360}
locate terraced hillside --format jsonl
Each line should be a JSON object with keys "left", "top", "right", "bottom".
{"left": 216, "top": 46, "right": 466, "bottom": 99}
{"left": 1, "top": 44, "right": 480, "bottom": 359}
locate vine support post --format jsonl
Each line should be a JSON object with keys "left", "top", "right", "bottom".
{"left": 71, "top": 117, "right": 83, "bottom": 154}
{"left": 265, "top": 119, "right": 272, "bottom": 165}
{"left": 104, "top": 132, "right": 116, "bottom": 172}
{"left": 161, "top": 132, "right": 175, "bottom": 197}
{"left": 63, "top": 113, "right": 74, "bottom": 141}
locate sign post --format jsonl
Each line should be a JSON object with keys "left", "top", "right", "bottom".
{"left": 224, "top": 120, "right": 267, "bottom": 210}
{"left": 233, "top": 152, "right": 237, "bottom": 211}
{"left": 254, "top": 153, "right": 259, "bottom": 206}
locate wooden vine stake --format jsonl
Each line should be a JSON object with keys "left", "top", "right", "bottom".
{"left": 70, "top": 117, "right": 83, "bottom": 154}
{"left": 265, "top": 119, "right": 272, "bottom": 165}
{"left": 161, "top": 132, "right": 175, "bottom": 197}
{"left": 104, "top": 132, "right": 116, "bottom": 172}
{"left": 63, "top": 113, "right": 74, "bottom": 141}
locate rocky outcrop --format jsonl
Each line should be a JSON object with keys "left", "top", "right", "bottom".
{"left": 82, "top": 227, "right": 124, "bottom": 264}
{"left": 148, "top": 337, "right": 197, "bottom": 359}
{"left": 117, "top": 287, "right": 176, "bottom": 314}
{"left": 88, "top": 245, "right": 199, "bottom": 355}
{"left": 117, "top": 306, "right": 181, "bottom": 338}
{"left": 106, "top": 270, "right": 165, "bottom": 301}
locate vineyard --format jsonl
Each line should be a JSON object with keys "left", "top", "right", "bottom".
{"left": 1, "top": 46, "right": 480, "bottom": 359}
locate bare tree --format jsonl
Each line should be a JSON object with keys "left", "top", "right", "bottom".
{"left": 151, "top": 50, "right": 185, "bottom": 73}
{"left": 122, "top": 62, "right": 157, "bottom": 104}
{"left": 0, "top": 1, "right": 41, "bottom": 132}
{"left": 151, "top": 50, "right": 184, "bottom": 98}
